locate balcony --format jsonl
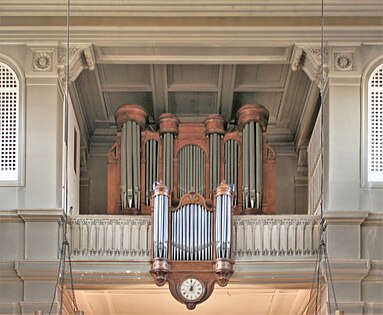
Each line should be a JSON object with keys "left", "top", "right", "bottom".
{"left": 67, "top": 215, "right": 320, "bottom": 261}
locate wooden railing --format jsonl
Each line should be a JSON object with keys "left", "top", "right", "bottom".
{"left": 66, "top": 215, "right": 320, "bottom": 260}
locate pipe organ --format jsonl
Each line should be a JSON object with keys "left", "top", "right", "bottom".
{"left": 107, "top": 103, "right": 275, "bottom": 308}
{"left": 107, "top": 103, "right": 275, "bottom": 215}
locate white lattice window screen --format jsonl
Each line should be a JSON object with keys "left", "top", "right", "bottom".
{"left": 368, "top": 64, "right": 383, "bottom": 182}
{"left": 0, "top": 62, "right": 19, "bottom": 181}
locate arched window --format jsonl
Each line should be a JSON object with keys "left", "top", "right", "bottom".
{"left": 0, "top": 61, "right": 21, "bottom": 183}
{"left": 367, "top": 63, "right": 383, "bottom": 183}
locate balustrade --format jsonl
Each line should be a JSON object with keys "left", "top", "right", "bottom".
{"left": 66, "top": 215, "right": 320, "bottom": 260}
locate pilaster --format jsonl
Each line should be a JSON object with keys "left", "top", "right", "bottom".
{"left": 323, "top": 45, "right": 362, "bottom": 212}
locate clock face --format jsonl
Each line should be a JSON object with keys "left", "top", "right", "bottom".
{"left": 179, "top": 278, "right": 204, "bottom": 301}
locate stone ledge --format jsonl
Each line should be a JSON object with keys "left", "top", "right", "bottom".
{"left": 0, "top": 261, "right": 21, "bottom": 281}
{"left": 15, "top": 260, "right": 60, "bottom": 280}
{"left": 0, "top": 303, "right": 21, "bottom": 315}
{"left": 323, "top": 210, "right": 369, "bottom": 225}
{"left": 0, "top": 209, "right": 65, "bottom": 223}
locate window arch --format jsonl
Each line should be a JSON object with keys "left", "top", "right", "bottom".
{"left": 363, "top": 60, "right": 383, "bottom": 186}
{"left": 0, "top": 59, "right": 24, "bottom": 185}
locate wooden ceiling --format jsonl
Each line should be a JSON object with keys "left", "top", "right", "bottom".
{"left": 71, "top": 45, "right": 318, "bottom": 154}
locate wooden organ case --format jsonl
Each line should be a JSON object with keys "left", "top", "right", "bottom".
{"left": 107, "top": 103, "right": 276, "bottom": 216}
{"left": 107, "top": 103, "right": 276, "bottom": 308}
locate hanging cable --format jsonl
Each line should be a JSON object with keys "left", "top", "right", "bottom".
{"left": 48, "top": 0, "right": 81, "bottom": 314}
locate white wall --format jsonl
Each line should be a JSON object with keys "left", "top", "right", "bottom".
{"left": 65, "top": 96, "right": 81, "bottom": 215}
{"left": 0, "top": 45, "right": 63, "bottom": 210}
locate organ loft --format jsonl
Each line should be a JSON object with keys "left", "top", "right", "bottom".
{"left": 106, "top": 103, "right": 276, "bottom": 308}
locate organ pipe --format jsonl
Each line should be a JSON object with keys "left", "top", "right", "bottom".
{"left": 177, "top": 145, "right": 205, "bottom": 198}
{"left": 115, "top": 105, "right": 147, "bottom": 212}
{"left": 152, "top": 181, "right": 170, "bottom": 259}
{"left": 145, "top": 139, "right": 159, "bottom": 205}
{"left": 215, "top": 182, "right": 233, "bottom": 259}
{"left": 110, "top": 103, "right": 273, "bottom": 216}
{"left": 236, "top": 104, "right": 269, "bottom": 213}
{"left": 120, "top": 120, "right": 142, "bottom": 209}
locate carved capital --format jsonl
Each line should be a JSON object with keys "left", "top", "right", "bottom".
{"left": 57, "top": 44, "right": 96, "bottom": 87}
{"left": 291, "top": 45, "right": 329, "bottom": 90}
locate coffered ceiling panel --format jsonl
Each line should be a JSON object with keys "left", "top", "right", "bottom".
{"left": 104, "top": 91, "right": 154, "bottom": 119}
{"left": 71, "top": 44, "right": 319, "bottom": 153}
{"left": 232, "top": 92, "right": 283, "bottom": 124}
{"left": 168, "top": 92, "right": 217, "bottom": 115}
{"left": 167, "top": 64, "right": 219, "bottom": 90}
{"left": 99, "top": 64, "right": 152, "bottom": 89}
{"left": 234, "top": 64, "right": 288, "bottom": 89}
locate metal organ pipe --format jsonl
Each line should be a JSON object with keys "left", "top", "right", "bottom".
{"left": 120, "top": 119, "right": 143, "bottom": 210}
{"left": 178, "top": 145, "right": 205, "bottom": 198}
{"left": 209, "top": 133, "right": 221, "bottom": 198}
{"left": 236, "top": 104, "right": 269, "bottom": 213}
{"left": 145, "top": 139, "right": 159, "bottom": 206}
{"left": 224, "top": 140, "right": 238, "bottom": 206}
{"left": 256, "top": 123, "right": 263, "bottom": 209}
{"left": 215, "top": 182, "right": 233, "bottom": 259}
{"left": 152, "top": 182, "right": 170, "bottom": 259}
{"left": 241, "top": 121, "right": 263, "bottom": 211}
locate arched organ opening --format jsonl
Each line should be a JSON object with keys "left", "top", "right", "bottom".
{"left": 107, "top": 104, "right": 275, "bottom": 215}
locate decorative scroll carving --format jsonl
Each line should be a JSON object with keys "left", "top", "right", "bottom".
{"left": 291, "top": 45, "right": 329, "bottom": 90}
{"left": 174, "top": 192, "right": 212, "bottom": 210}
{"left": 57, "top": 44, "right": 96, "bottom": 88}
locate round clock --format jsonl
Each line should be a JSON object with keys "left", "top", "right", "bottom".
{"left": 179, "top": 277, "right": 204, "bottom": 301}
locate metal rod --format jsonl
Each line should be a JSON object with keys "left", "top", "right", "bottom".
{"left": 121, "top": 125, "right": 127, "bottom": 208}
{"left": 243, "top": 124, "right": 249, "bottom": 208}
{"left": 256, "top": 123, "right": 262, "bottom": 209}
{"left": 227, "top": 194, "right": 232, "bottom": 258}
{"left": 216, "top": 195, "right": 221, "bottom": 258}
{"left": 154, "top": 195, "right": 158, "bottom": 257}
{"left": 136, "top": 123, "right": 141, "bottom": 207}
{"left": 249, "top": 122, "right": 255, "bottom": 208}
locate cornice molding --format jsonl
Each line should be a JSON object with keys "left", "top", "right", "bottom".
{"left": 291, "top": 44, "right": 329, "bottom": 90}
{"left": 363, "top": 260, "right": 383, "bottom": 281}
{"left": 0, "top": 27, "right": 381, "bottom": 44}
{"left": 0, "top": 261, "right": 20, "bottom": 281}
{"left": 15, "top": 260, "right": 60, "bottom": 280}
{"left": 0, "top": 1, "right": 382, "bottom": 17}
{"left": 18, "top": 209, "right": 64, "bottom": 222}
{"left": 363, "top": 212, "right": 383, "bottom": 226}
{"left": 323, "top": 210, "right": 369, "bottom": 225}
{"left": 57, "top": 43, "right": 96, "bottom": 90}
{"left": 0, "top": 209, "right": 64, "bottom": 222}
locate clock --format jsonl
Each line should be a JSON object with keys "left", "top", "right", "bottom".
{"left": 179, "top": 277, "right": 204, "bottom": 302}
